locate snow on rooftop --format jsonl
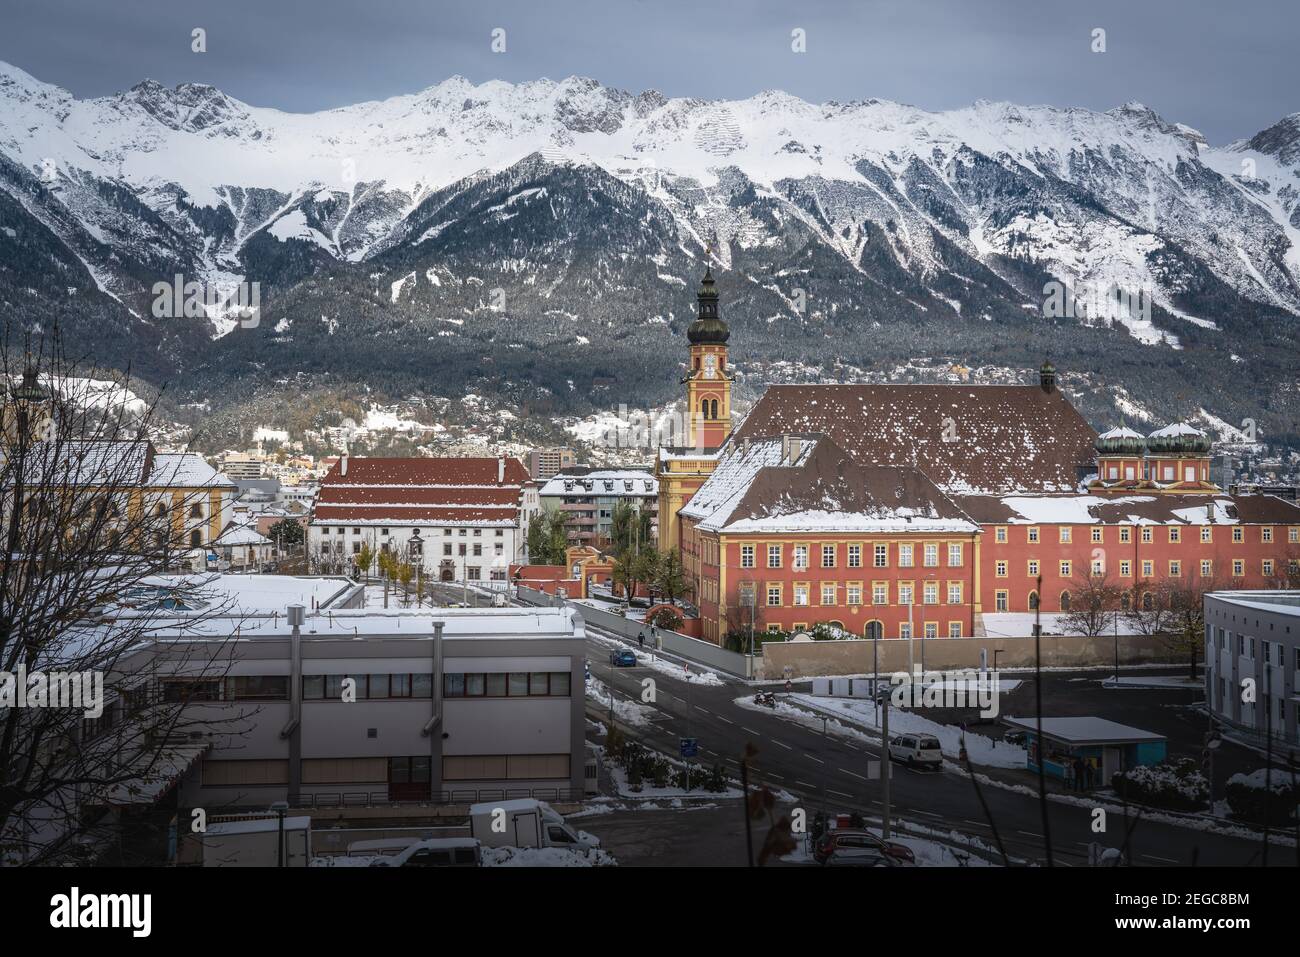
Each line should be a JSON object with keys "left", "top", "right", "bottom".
{"left": 1148, "top": 421, "right": 1206, "bottom": 438}
{"left": 1097, "top": 426, "right": 1144, "bottom": 440}
{"left": 1002, "top": 716, "right": 1165, "bottom": 744}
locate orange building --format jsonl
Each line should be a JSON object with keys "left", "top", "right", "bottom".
{"left": 655, "top": 268, "right": 735, "bottom": 551}
{"left": 659, "top": 269, "right": 1300, "bottom": 644}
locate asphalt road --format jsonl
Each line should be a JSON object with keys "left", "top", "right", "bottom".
{"left": 583, "top": 624, "right": 1294, "bottom": 868}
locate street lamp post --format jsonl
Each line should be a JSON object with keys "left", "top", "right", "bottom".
{"left": 270, "top": 800, "right": 289, "bottom": 867}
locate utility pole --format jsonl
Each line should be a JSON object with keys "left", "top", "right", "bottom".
{"left": 873, "top": 636, "right": 880, "bottom": 724}
{"left": 881, "top": 691, "right": 891, "bottom": 839}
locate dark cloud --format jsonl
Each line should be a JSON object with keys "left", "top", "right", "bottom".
{"left": 1, "top": 0, "right": 1294, "bottom": 142}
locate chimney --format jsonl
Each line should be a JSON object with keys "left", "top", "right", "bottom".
{"left": 782, "top": 435, "right": 802, "bottom": 464}
{"left": 1039, "top": 360, "right": 1057, "bottom": 394}
{"left": 340, "top": 452, "right": 348, "bottom": 477}
{"left": 498, "top": 455, "right": 505, "bottom": 484}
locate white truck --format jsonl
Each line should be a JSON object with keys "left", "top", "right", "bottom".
{"left": 201, "top": 816, "right": 312, "bottom": 867}
{"left": 469, "top": 798, "right": 599, "bottom": 853}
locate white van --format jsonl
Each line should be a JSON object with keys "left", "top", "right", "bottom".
{"left": 469, "top": 798, "right": 599, "bottom": 853}
{"left": 888, "top": 733, "right": 943, "bottom": 769}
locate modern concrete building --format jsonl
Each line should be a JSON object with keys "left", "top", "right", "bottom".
{"left": 92, "top": 576, "right": 588, "bottom": 813}
{"left": 1204, "top": 590, "right": 1300, "bottom": 747}
{"left": 528, "top": 447, "right": 577, "bottom": 481}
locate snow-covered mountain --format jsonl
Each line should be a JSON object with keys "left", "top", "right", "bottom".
{"left": 0, "top": 60, "right": 1297, "bottom": 443}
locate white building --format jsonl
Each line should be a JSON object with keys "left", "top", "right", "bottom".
{"left": 308, "top": 454, "right": 530, "bottom": 586}
{"left": 1205, "top": 590, "right": 1300, "bottom": 747}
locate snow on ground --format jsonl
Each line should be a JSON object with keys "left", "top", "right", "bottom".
{"left": 587, "top": 629, "right": 724, "bottom": 686}
{"left": 482, "top": 845, "right": 617, "bottom": 867}
{"left": 606, "top": 762, "right": 744, "bottom": 800}
{"left": 748, "top": 693, "right": 1028, "bottom": 770}
{"left": 312, "top": 854, "right": 381, "bottom": 867}
{"left": 1100, "top": 675, "right": 1203, "bottom": 690}
{"left": 585, "top": 676, "right": 656, "bottom": 727}
{"left": 965, "top": 770, "right": 1296, "bottom": 847}
{"left": 781, "top": 825, "right": 999, "bottom": 867}
{"left": 568, "top": 798, "right": 722, "bottom": 818}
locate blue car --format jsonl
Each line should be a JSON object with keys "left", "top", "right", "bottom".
{"left": 609, "top": 650, "right": 637, "bottom": 667}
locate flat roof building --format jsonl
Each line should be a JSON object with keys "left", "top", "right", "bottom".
{"left": 1204, "top": 590, "right": 1300, "bottom": 748}
{"left": 90, "top": 576, "right": 588, "bottom": 814}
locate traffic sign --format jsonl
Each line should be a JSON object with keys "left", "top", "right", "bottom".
{"left": 679, "top": 737, "right": 698, "bottom": 759}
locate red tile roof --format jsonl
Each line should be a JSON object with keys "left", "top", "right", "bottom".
{"left": 732, "top": 384, "right": 1098, "bottom": 495}
{"left": 313, "top": 456, "right": 526, "bottom": 524}
{"left": 322, "top": 456, "right": 528, "bottom": 486}
{"left": 316, "top": 486, "right": 521, "bottom": 507}
{"left": 312, "top": 505, "right": 517, "bottom": 525}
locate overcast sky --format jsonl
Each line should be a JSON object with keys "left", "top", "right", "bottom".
{"left": 1, "top": 0, "right": 1294, "bottom": 144}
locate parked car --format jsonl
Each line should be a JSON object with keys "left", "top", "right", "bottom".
{"left": 370, "top": 838, "right": 482, "bottom": 867}
{"left": 888, "top": 733, "right": 943, "bottom": 769}
{"left": 1003, "top": 729, "right": 1027, "bottom": 746}
{"left": 823, "top": 848, "right": 902, "bottom": 867}
{"left": 609, "top": 649, "right": 637, "bottom": 667}
{"left": 813, "top": 829, "right": 916, "bottom": 866}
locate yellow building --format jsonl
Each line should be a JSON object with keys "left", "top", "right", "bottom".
{"left": 655, "top": 268, "right": 734, "bottom": 551}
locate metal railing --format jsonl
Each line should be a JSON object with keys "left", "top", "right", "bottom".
{"left": 276, "top": 785, "right": 586, "bottom": 811}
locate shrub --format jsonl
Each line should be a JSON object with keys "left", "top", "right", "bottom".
{"left": 1111, "top": 758, "right": 1209, "bottom": 811}
{"left": 648, "top": 607, "right": 683, "bottom": 631}
{"left": 1225, "top": 768, "right": 1299, "bottom": 825}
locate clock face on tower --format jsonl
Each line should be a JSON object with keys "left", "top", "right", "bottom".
{"left": 702, "top": 354, "right": 717, "bottom": 379}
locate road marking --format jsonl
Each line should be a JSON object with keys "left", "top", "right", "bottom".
{"left": 1142, "top": 853, "right": 1179, "bottom": 864}
{"left": 840, "top": 769, "right": 867, "bottom": 780}
{"left": 1017, "top": 830, "right": 1043, "bottom": 838}
{"left": 741, "top": 727, "right": 762, "bottom": 736}
{"left": 696, "top": 707, "right": 712, "bottom": 715}
{"left": 828, "top": 789, "right": 853, "bottom": 798}
{"left": 796, "top": 780, "right": 818, "bottom": 788}
{"left": 807, "top": 756, "right": 825, "bottom": 764}
{"left": 773, "top": 740, "right": 793, "bottom": 750}
{"left": 715, "top": 715, "right": 735, "bottom": 725}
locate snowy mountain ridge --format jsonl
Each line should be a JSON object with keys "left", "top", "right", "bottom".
{"left": 0, "top": 60, "right": 1298, "bottom": 449}
{"left": 3, "top": 61, "right": 1299, "bottom": 325}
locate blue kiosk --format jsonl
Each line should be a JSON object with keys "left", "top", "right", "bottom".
{"left": 1003, "top": 716, "right": 1167, "bottom": 790}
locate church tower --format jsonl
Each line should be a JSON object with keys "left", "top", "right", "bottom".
{"left": 683, "top": 268, "right": 733, "bottom": 448}
{"left": 655, "top": 266, "right": 733, "bottom": 552}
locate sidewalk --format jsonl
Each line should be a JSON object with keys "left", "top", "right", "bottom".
{"left": 780, "top": 694, "right": 1294, "bottom": 845}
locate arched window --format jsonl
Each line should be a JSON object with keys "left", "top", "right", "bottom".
{"left": 865, "top": 620, "right": 883, "bottom": 640}
{"left": 1059, "top": 591, "right": 1071, "bottom": 612}
{"left": 710, "top": 398, "right": 719, "bottom": 420}
{"left": 189, "top": 503, "right": 203, "bottom": 518}
{"left": 700, "top": 398, "right": 710, "bottom": 419}
{"left": 1120, "top": 592, "right": 1132, "bottom": 611}
{"left": 189, "top": 529, "right": 202, "bottom": 547}
{"left": 1141, "top": 591, "right": 1154, "bottom": 611}
{"left": 1028, "top": 591, "right": 1040, "bottom": 610}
